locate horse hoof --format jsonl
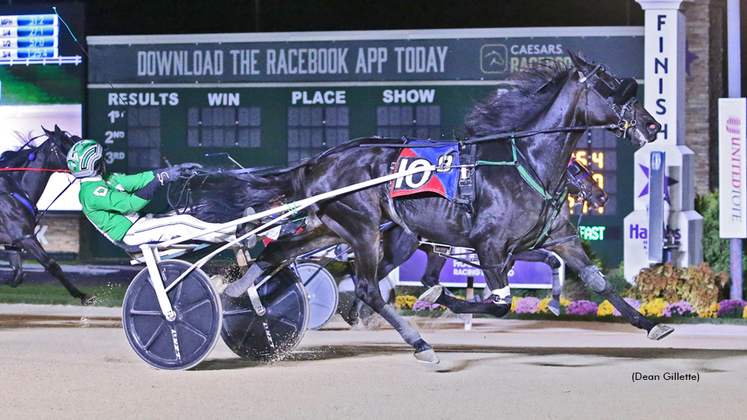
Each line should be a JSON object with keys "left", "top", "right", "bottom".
{"left": 81, "top": 295, "right": 97, "bottom": 306}
{"left": 548, "top": 299, "right": 561, "bottom": 316}
{"left": 648, "top": 324, "right": 674, "bottom": 341}
{"left": 418, "top": 285, "right": 443, "bottom": 303}
{"left": 9, "top": 273, "right": 24, "bottom": 288}
{"left": 414, "top": 348, "right": 440, "bottom": 364}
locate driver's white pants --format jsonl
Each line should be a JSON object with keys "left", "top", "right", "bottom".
{"left": 122, "top": 214, "right": 236, "bottom": 246}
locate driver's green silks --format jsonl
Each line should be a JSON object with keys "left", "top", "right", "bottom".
{"left": 78, "top": 172, "right": 155, "bottom": 242}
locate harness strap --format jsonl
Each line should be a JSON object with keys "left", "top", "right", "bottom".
{"left": 0, "top": 191, "right": 37, "bottom": 217}
{"left": 12, "top": 193, "right": 36, "bottom": 217}
{"left": 472, "top": 137, "right": 554, "bottom": 201}
{"left": 10, "top": 234, "right": 35, "bottom": 247}
{"left": 541, "top": 235, "right": 580, "bottom": 248}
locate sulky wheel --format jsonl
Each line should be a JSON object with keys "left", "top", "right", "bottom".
{"left": 221, "top": 266, "right": 309, "bottom": 361}
{"left": 295, "top": 262, "right": 339, "bottom": 330}
{"left": 122, "top": 260, "right": 222, "bottom": 370}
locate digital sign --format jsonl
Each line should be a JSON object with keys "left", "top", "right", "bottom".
{"left": 569, "top": 129, "right": 619, "bottom": 216}
{"left": 0, "top": 4, "right": 85, "bottom": 211}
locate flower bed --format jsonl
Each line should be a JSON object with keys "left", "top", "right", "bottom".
{"left": 395, "top": 294, "right": 747, "bottom": 321}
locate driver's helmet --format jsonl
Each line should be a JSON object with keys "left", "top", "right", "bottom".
{"left": 66, "top": 139, "right": 103, "bottom": 178}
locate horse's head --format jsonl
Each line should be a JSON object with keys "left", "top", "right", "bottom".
{"left": 41, "top": 125, "right": 81, "bottom": 171}
{"left": 567, "top": 158, "right": 608, "bottom": 209}
{"left": 569, "top": 51, "right": 661, "bottom": 147}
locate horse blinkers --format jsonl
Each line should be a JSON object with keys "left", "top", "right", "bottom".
{"left": 591, "top": 76, "right": 638, "bottom": 106}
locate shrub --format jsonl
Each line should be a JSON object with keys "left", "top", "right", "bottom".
{"left": 717, "top": 299, "right": 747, "bottom": 318}
{"left": 743, "top": 305, "right": 747, "bottom": 319}
{"left": 696, "top": 191, "right": 747, "bottom": 298}
{"left": 662, "top": 301, "right": 694, "bottom": 317}
{"left": 605, "top": 262, "right": 632, "bottom": 295}
{"left": 631, "top": 263, "right": 681, "bottom": 303}
{"left": 629, "top": 262, "right": 728, "bottom": 314}
{"left": 515, "top": 297, "right": 541, "bottom": 314}
{"left": 566, "top": 300, "right": 598, "bottom": 315}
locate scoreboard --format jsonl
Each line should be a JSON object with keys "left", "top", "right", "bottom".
{"left": 87, "top": 27, "right": 644, "bottom": 262}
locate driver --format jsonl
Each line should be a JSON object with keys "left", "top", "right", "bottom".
{"left": 66, "top": 139, "right": 236, "bottom": 247}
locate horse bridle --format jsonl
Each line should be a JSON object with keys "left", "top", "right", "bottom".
{"left": 577, "top": 63, "right": 640, "bottom": 139}
{"left": 566, "top": 158, "right": 594, "bottom": 202}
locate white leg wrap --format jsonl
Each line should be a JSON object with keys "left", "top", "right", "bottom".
{"left": 492, "top": 286, "right": 511, "bottom": 299}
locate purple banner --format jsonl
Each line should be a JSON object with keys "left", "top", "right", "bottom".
{"left": 397, "top": 249, "right": 554, "bottom": 288}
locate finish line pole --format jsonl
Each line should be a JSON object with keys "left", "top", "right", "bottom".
{"left": 728, "top": 0, "right": 743, "bottom": 300}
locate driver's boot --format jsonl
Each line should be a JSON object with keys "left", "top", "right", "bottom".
{"left": 224, "top": 263, "right": 264, "bottom": 298}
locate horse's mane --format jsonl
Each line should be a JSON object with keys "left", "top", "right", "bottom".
{"left": 465, "top": 60, "right": 572, "bottom": 137}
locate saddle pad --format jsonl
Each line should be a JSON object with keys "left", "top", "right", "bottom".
{"left": 390, "top": 141, "right": 460, "bottom": 200}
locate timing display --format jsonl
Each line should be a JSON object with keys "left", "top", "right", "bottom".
{"left": 0, "top": 14, "right": 79, "bottom": 65}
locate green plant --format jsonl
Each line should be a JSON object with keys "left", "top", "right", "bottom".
{"left": 696, "top": 191, "right": 747, "bottom": 298}
{"left": 679, "top": 263, "right": 728, "bottom": 313}
{"left": 605, "top": 262, "right": 631, "bottom": 295}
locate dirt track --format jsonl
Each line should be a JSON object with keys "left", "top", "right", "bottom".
{"left": 1, "top": 304, "right": 746, "bottom": 419}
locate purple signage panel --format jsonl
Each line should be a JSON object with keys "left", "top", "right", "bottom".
{"left": 397, "top": 249, "right": 554, "bottom": 289}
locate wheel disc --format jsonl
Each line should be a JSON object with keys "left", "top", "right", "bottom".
{"left": 296, "top": 262, "right": 338, "bottom": 330}
{"left": 221, "top": 267, "right": 309, "bottom": 361}
{"left": 122, "top": 260, "right": 222, "bottom": 370}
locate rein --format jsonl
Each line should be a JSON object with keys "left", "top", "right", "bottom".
{"left": 0, "top": 168, "right": 71, "bottom": 173}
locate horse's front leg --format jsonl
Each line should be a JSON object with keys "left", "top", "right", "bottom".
{"left": 1, "top": 248, "right": 25, "bottom": 287}
{"left": 548, "top": 238, "right": 674, "bottom": 340}
{"left": 16, "top": 236, "right": 96, "bottom": 306}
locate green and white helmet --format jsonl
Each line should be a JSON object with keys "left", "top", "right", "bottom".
{"left": 66, "top": 139, "right": 103, "bottom": 178}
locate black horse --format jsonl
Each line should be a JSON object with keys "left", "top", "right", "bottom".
{"left": 388, "top": 157, "right": 611, "bottom": 307}
{"left": 259, "top": 155, "right": 609, "bottom": 322}
{"left": 192, "top": 52, "right": 667, "bottom": 363}
{"left": 0, "top": 126, "right": 94, "bottom": 305}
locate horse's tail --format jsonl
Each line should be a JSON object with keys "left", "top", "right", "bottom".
{"left": 189, "top": 168, "right": 304, "bottom": 223}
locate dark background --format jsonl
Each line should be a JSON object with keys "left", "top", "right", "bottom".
{"left": 5, "top": 0, "right": 744, "bottom": 88}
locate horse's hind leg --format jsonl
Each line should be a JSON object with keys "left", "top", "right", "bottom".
{"left": 321, "top": 211, "right": 438, "bottom": 364}
{"left": 16, "top": 237, "right": 96, "bottom": 306}
{"left": 549, "top": 238, "right": 674, "bottom": 340}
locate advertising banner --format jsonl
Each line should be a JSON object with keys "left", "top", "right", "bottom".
{"left": 88, "top": 28, "right": 644, "bottom": 84}
{"left": 397, "top": 249, "right": 557, "bottom": 289}
{"left": 719, "top": 98, "right": 747, "bottom": 238}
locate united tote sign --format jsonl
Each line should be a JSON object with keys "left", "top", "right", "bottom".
{"left": 719, "top": 98, "right": 747, "bottom": 238}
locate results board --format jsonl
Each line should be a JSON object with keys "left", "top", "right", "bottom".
{"left": 87, "top": 27, "right": 644, "bottom": 262}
